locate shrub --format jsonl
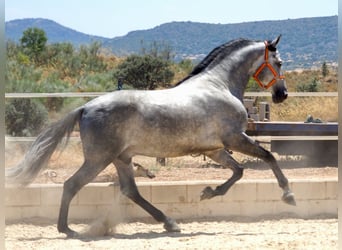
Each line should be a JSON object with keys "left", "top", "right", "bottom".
{"left": 115, "top": 54, "right": 174, "bottom": 90}
{"left": 75, "top": 72, "right": 116, "bottom": 92}
{"left": 38, "top": 73, "right": 70, "bottom": 112}
{"left": 295, "top": 78, "right": 321, "bottom": 92}
{"left": 5, "top": 98, "right": 48, "bottom": 136}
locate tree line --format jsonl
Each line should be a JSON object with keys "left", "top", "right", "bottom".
{"left": 5, "top": 27, "right": 194, "bottom": 136}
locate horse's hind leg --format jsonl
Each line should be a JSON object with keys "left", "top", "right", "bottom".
{"left": 113, "top": 157, "right": 180, "bottom": 232}
{"left": 200, "top": 149, "right": 243, "bottom": 200}
{"left": 57, "top": 158, "right": 110, "bottom": 237}
{"left": 229, "top": 132, "right": 296, "bottom": 205}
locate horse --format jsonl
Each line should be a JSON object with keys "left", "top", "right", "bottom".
{"left": 6, "top": 35, "right": 296, "bottom": 237}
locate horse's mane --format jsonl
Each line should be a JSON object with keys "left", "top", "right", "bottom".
{"left": 175, "top": 38, "right": 255, "bottom": 86}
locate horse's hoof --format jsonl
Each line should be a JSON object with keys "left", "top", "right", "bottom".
{"left": 164, "top": 217, "right": 181, "bottom": 232}
{"left": 61, "top": 228, "right": 79, "bottom": 238}
{"left": 200, "top": 186, "right": 215, "bottom": 200}
{"left": 282, "top": 191, "right": 296, "bottom": 206}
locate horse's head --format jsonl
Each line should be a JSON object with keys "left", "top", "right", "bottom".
{"left": 253, "top": 35, "right": 288, "bottom": 103}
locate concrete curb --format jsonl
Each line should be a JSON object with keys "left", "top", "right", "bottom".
{"left": 5, "top": 179, "right": 337, "bottom": 221}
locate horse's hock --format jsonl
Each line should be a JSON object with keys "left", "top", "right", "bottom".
{"left": 5, "top": 179, "right": 337, "bottom": 221}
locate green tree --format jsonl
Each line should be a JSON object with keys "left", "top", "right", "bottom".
{"left": 20, "top": 27, "right": 47, "bottom": 64}
{"left": 322, "top": 61, "right": 329, "bottom": 77}
{"left": 115, "top": 54, "right": 174, "bottom": 90}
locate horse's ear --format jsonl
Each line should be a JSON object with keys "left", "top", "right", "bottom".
{"left": 270, "top": 35, "right": 282, "bottom": 48}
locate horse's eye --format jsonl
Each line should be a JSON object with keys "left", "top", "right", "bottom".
{"left": 276, "top": 61, "right": 282, "bottom": 67}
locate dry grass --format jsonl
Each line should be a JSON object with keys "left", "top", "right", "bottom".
{"left": 270, "top": 96, "right": 338, "bottom": 122}
{"left": 265, "top": 68, "right": 338, "bottom": 122}
{"left": 284, "top": 68, "right": 338, "bottom": 92}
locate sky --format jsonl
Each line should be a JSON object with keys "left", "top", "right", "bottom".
{"left": 5, "top": 0, "right": 337, "bottom": 38}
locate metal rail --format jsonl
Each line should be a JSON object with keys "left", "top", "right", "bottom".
{"left": 246, "top": 121, "right": 338, "bottom": 136}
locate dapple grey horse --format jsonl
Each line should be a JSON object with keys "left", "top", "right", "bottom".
{"left": 6, "top": 35, "right": 295, "bottom": 237}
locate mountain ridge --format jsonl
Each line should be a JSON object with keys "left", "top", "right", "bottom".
{"left": 5, "top": 16, "right": 338, "bottom": 69}
{"left": 5, "top": 18, "right": 108, "bottom": 46}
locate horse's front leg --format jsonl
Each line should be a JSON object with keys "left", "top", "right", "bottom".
{"left": 228, "top": 132, "right": 296, "bottom": 206}
{"left": 200, "top": 149, "right": 243, "bottom": 200}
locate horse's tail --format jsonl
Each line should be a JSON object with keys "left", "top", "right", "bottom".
{"left": 5, "top": 107, "right": 84, "bottom": 187}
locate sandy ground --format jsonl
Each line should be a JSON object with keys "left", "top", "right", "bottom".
{"left": 5, "top": 157, "right": 338, "bottom": 250}
{"left": 5, "top": 216, "right": 337, "bottom": 250}
{"left": 5, "top": 140, "right": 338, "bottom": 249}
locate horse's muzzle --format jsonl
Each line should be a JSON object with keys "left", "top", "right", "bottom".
{"left": 272, "top": 89, "right": 288, "bottom": 103}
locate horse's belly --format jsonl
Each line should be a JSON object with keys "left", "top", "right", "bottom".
{"left": 126, "top": 127, "right": 224, "bottom": 158}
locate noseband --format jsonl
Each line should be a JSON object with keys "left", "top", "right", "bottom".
{"left": 253, "top": 41, "right": 285, "bottom": 89}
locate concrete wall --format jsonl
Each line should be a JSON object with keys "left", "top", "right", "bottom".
{"left": 5, "top": 179, "right": 337, "bottom": 221}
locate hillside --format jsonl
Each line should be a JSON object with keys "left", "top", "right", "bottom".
{"left": 5, "top": 18, "right": 107, "bottom": 46}
{"left": 5, "top": 16, "right": 337, "bottom": 69}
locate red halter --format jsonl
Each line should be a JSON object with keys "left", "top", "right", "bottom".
{"left": 253, "top": 41, "right": 285, "bottom": 89}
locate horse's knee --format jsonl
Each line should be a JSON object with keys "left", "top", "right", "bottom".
{"left": 120, "top": 186, "right": 132, "bottom": 197}
{"left": 120, "top": 185, "right": 140, "bottom": 201}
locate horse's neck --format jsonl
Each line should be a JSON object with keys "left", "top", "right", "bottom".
{"left": 210, "top": 43, "right": 264, "bottom": 101}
